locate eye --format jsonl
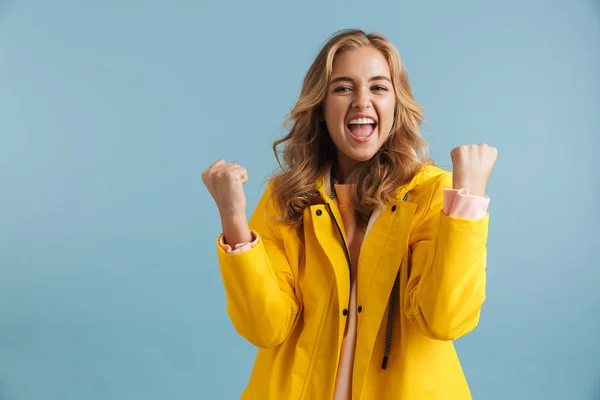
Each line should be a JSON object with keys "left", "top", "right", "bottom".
{"left": 333, "top": 86, "right": 352, "bottom": 93}
{"left": 372, "top": 85, "right": 389, "bottom": 92}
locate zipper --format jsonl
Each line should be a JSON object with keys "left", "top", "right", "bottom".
{"left": 382, "top": 191, "right": 411, "bottom": 370}
{"left": 326, "top": 202, "right": 352, "bottom": 293}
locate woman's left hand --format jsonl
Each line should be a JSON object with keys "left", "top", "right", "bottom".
{"left": 450, "top": 143, "right": 498, "bottom": 197}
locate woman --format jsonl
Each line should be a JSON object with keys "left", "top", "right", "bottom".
{"left": 202, "top": 29, "right": 497, "bottom": 400}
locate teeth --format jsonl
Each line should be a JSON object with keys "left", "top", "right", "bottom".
{"left": 349, "top": 117, "right": 376, "bottom": 125}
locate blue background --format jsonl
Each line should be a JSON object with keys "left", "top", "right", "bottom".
{"left": 1, "top": 0, "right": 599, "bottom": 399}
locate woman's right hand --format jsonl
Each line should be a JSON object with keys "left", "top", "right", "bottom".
{"left": 202, "top": 158, "right": 248, "bottom": 217}
{"left": 202, "top": 159, "right": 252, "bottom": 245}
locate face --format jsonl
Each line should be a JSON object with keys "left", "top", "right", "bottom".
{"left": 323, "top": 46, "right": 396, "bottom": 176}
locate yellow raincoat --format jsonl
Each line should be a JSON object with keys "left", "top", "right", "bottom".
{"left": 216, "top": 165, "right": 489, "bottom": 399}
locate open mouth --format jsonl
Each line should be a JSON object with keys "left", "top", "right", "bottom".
{"left": 346, "top": 117, "right": 377, "bottom": 142}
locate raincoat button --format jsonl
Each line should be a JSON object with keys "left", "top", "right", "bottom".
{"left": 391, "top": 205, "right": 397, "bottom": 212}
{"left": 316, "top": 209, "right": 322, "bottom": 216}
{"left": 342, "top": 309, "right": 348, "bottom": 316}
{"left": 358, "top": 306, "right": 363, "bottom": 313}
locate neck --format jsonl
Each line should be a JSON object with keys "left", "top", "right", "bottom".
{"left": 333, "top": 153, "right": 360, "bottom": 184}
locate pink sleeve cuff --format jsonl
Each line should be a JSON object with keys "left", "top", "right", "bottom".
{"left": 443, "top": 188, "right": 490, "bottom": 220}
{"left": 218, "top": 230, "right": 260, "bottom": 254}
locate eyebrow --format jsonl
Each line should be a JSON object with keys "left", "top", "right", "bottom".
{"left": 329, "top": 75, "right": 392, "bottom": 85}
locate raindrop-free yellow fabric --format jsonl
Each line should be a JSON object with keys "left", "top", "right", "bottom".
{"left": 216, "top": 166, "right": 489, "bottom": 399}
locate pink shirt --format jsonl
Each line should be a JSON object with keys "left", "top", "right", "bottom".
{"left": 219, "top": 187, "right": 490, "bottom": 399}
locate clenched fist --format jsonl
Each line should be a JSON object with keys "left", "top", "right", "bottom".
{"left": 202, "top": 159, "right": 248, "bottom": 219}
{"left": 450, "top": 143, "right": 497, "bottom": 197}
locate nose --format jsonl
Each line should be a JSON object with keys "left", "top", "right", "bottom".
{"left": 352, "top": 86, "right": 372, "bottom": 109}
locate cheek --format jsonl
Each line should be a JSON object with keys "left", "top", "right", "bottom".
{"left": 324, "top": 99, "right": 347, "bottom": 128}
{"left": 378, "top": 98, "right": 397, "bottom": 131}
{"left": 329, "top": 99, "right": 346, "bottom": 116}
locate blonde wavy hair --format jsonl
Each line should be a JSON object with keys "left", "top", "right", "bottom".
{"left": 271, "top": 29, "right": 431, "bottom": 228}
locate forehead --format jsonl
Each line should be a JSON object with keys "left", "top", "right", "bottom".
{"left": 331, "top": 46, "right": 391, "bottom": 79}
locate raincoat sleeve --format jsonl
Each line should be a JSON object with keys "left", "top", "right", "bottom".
{"left": 404, "top": 172, "right": 489, "bottom": 341}
{"left": 216, "top": 183, "right": 301, "bottom": 348}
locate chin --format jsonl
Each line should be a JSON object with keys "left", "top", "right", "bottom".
{"left": 352, "top": 153, "right": 376, "bottom": 162}
{"left": 344, "top": 147, "right": 380, "bottom": 163}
